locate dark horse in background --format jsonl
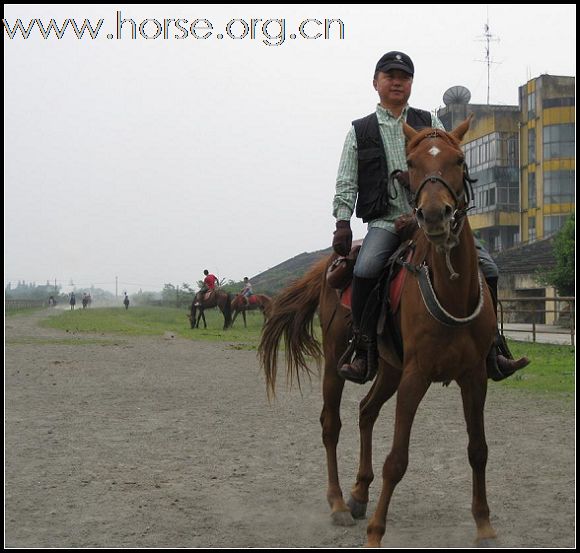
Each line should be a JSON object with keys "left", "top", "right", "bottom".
{"left": 188, "top": 290, "right": 232, "bottom": 330}
{"left": 231, "top": 293, "right": 272, "bottom": 327}
{"left": 259, "top": 118, "right": 500, "bottom": 547}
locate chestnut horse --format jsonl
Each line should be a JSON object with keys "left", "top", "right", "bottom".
{"left": 188, "top": 290, "right": 232, "bottom": 330}
{"left": 259, "top": 117, "right": 499, "bottom": 547}
{"left": 231, "top": 293, "right": 272, "bottom": 327}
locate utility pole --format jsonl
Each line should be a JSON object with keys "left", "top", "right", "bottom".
{"left": 115, "top": 276, "right": 118, "bottom": 298}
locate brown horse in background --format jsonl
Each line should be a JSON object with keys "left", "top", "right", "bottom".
{"left": 231, "top": 293, "right": 272, "bottom": 327}
{"left": 259, "top": 118, "right": 499, "bottom": 547}
{"left": 188, "top": 290, "right": 232, "bottom": 330}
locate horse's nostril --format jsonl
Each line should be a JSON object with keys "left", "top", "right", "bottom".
{"left": 415, "top": 208, "right": 424, "bottom": 222}
{"left": 444, "top": 204, "right": 453, "bottom": 219}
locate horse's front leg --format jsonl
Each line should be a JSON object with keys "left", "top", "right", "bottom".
{"left": 197, "top": 310, "right": 206, "bottom": 329}
{"left": 349, "top": 362, "right": 401, "bottom": 520}
{"left": 457, "top": 367, "right": 497, "bottom": 546}
{"left": 242, "top": 309, "right": 247, "bottom": 328}
{"left": 366, "top": 369, "right": 430, "bottom": 547}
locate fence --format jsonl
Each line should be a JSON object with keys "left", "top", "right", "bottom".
{"left": 498, "top": 296, "right": 575, "bottom": 345}
{"left": 5, "top": 299, "right": 47, "bottom": 312}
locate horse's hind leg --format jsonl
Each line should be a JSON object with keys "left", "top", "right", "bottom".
{"left": 457, "top": 369, "right": 497, "bottom": 546}
{"left": 349, "top": 362, "right": 401, "bottom": 519}
{"left": 320, "top": 334, "right": 354, "bottom": 526}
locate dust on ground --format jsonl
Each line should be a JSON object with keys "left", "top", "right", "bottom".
{"left": 5, "top": 310, "right": 575, "bottom": 548}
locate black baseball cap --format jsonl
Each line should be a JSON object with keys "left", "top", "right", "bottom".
{"left": 375, "top": 51, "right": 414, "bottom": 76}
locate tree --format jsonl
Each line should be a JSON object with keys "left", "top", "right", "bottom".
{"left": 161, "top": 283, "right": 177, "bottom": 303}
{"left": 536, "top": 213, "right": 575, "bottom": 296}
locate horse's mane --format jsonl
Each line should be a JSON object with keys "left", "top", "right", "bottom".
{"left": 406, "top": 128, "right": 462, "bottom": 154}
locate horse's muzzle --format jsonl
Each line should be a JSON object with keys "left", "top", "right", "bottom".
{"left": 415, "top": 203, "right": 454, "bottom": 245}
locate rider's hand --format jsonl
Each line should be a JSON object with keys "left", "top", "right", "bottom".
{"left": 332, "top": 220, "right": 352, "bottom": 256}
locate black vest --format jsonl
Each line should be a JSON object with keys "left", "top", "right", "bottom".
{"left": 352, "top": 107, "right": 432, "bottom": 222}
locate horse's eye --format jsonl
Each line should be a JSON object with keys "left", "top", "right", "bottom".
{"left": 457, "top": 158, "right": 465, "bottom": 166}
{"left": 407, "top": 159, "right": 413, "bottom": 168}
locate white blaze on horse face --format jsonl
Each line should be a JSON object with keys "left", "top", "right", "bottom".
{"left": 428, "top": 145, "right": 441, "bottom": 157}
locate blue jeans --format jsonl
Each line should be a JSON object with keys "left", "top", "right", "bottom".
{"left": 354, "top": 227, "right": 498, "bottom": 280}
{"left": 354, "top": 227, "right": 400, "bottom": 279}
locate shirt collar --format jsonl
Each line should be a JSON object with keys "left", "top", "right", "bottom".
{"left": 376, "top": 103, "right": 409, "bottom": 123}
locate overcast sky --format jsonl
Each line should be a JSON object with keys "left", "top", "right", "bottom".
{"left": 4, "top": 4, "right": 576, "bottom": 295}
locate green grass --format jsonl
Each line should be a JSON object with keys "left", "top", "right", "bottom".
{"left": 40, "top": 306, "right": 266, "bottom": 348}
{"left": 493, "top": 341, "right": 575, "bottom": 395}
{"left": 5, "top": 307, "right": 45, "bottom": 317}
{"left": 38, "top": 307, "right": 575, "bottom": 394}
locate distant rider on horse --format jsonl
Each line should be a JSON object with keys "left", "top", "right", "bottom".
{"left": 196, "top": 269, "right": 218, "bottom": 305}
{"left": 240, "top": 277, "right": 254, "bottom": 306}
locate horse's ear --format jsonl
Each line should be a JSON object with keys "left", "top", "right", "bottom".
{"left": 450, "top": 114, "right": 474, "bottom": 142}
{"left": 402, "top": 122, "right": 418, "bottom": 141}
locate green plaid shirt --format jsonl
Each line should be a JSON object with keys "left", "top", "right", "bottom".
{"left": 332, "top": 103, "right": 444, "bottom": 232}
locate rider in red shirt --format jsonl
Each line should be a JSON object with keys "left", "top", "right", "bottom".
{"left": 195, "top": 269, "right": 218, "bottom": 306}
{"left": 203, "top": 270, "right": 217, "bottom": 290}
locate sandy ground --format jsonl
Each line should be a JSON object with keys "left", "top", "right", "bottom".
{"left": 5, "top": 310, "right": 576, "bottom": 548}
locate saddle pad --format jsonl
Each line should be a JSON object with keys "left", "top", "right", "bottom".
{"left": 339, "top": 283, "right": 353, "bottom": 309}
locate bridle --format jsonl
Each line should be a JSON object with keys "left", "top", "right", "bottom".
{"left": 409, "top": 132, "right": 477, "bottom": 237}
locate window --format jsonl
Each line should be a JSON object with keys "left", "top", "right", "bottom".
{"left": 528, "top": 216, "right": 536, "bottom": 242}
{"left": 463, "top": 132, "right": 518, "bottom": 173}
{"left": 528, "top": 128, "right": 536, "bottom": 163}
{"left": 544, "top": 169, "right": 575, "bottom": 204}
{"left": 527, "top": 91, "right": 536, "bottom": 118}
{"left": 543, "top": 123, "right": 575, "bottom": 159}
{"left": 528, "top": 172, "right": 536, "bottom": 208}
{"left": 544, "top": 214, "right": 571, "bottom": 236}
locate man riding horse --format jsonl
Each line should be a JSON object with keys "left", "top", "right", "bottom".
{"left": 331, "top": 50, "right": 529, "bottom": 385}
{"left": 240, "top": 277, "right": 254, "bottom": 306}
{"left": 195, "top": 269, "right": 218, "bottom": 306}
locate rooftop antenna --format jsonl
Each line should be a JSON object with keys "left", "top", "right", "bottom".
{"left": 475, "top": 12, "right": 500, "bottom": 104}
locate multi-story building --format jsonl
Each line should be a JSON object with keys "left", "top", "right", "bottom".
{"left": 437, "top": 75, "right": 575, "bottom": 253}
{"left": 519, "top": 74, "right": 575, "bottom": 243}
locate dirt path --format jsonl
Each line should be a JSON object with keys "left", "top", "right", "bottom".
{"left": 5, "top": 310, "right": 575, "bottom": 548}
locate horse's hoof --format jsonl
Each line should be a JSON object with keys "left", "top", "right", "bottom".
{"left": 331, "top": 510, "right": 356, "bottom": 526}
{"left": 347, "top": 496, "right": 368, "bottom": 519}
{"left": 476, "top": 537, "right": 498, "bottom": 548}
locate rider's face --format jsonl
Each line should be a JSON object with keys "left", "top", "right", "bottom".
{"left": 374, "top": 70, "right": 413, "bottom": 108}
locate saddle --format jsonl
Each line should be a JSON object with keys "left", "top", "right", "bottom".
{"left": 326, "top": 240, "right": 417, "bottom": 361}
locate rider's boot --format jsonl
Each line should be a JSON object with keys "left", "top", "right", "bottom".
{"left": 485, "top": 276, "right": 530, "bottom": 381}
{"left": 338, "top": 276, "right": 380, "bottom": 385}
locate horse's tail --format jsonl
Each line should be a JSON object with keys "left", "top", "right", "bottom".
{"left": 258, "top": 256, "right": 329, "bottom": 400}
{"left": 189, "top": 301, "right": 196, "bottom": 328}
